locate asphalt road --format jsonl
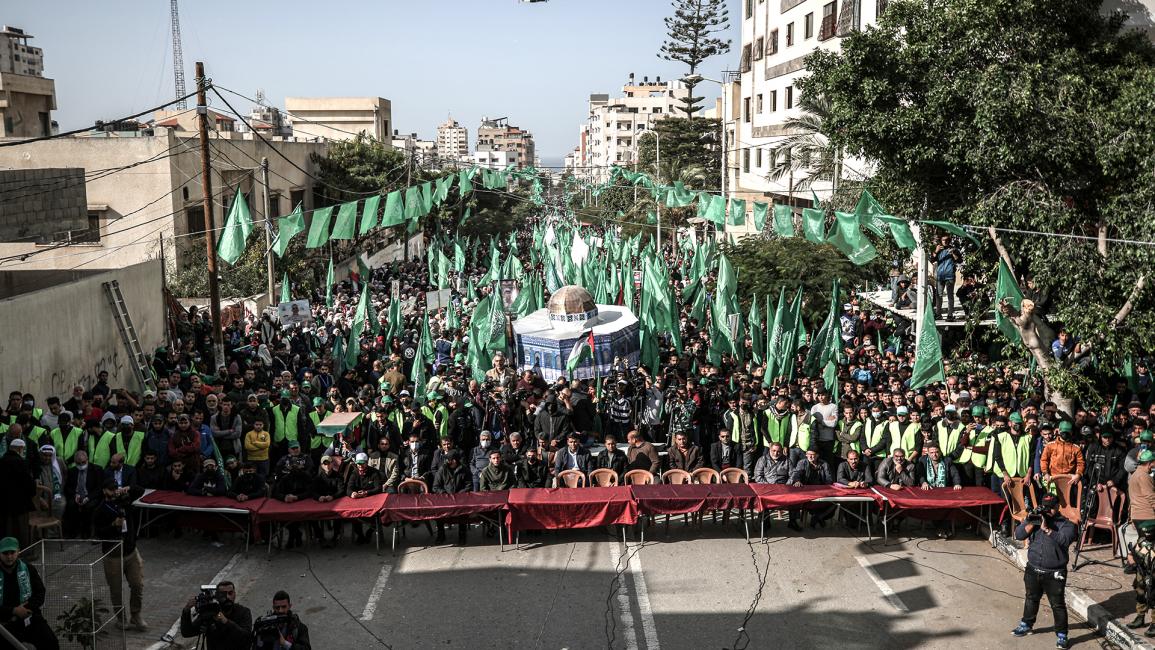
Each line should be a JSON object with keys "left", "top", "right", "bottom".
{"left": 119, "top": 516, "right": 1099, "bottom": 650}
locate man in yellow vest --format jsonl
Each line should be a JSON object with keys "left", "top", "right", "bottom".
{"left": 987, "top": 413, "right": 1033, "bottom": 499}
{"left": 271, "top": 390, "right": 305, "bottom": 466}
{"left": 49, "top": 412, "right": 86, "bottom": 467}
{"left": 307, "top": 398, "right": 330, "bottom": 462}
{"left": 422, "top": 393, "right": 449, "bottom": 440}
{"left": 93, "top": 417, "right": 146, "bottom": 469}
{"left": 861, "top": 405, "right": 893, "bottom": 471}
{"left": 787, "top": 400, "right": 816, "bottom": 467}
{"left": 836, "top": 405, "right": 862, "bottom": 459}
{"left": 959, "top": 406, "right": 993, "bottom": 487}
{"left": 889, "top": 406, "right": 921, "bottom": 461}
{"left": 935, "top": 405, "right": 967, "bottom": 464}
{"left": 761, "top": 396, "right": 793, "bottom": 452}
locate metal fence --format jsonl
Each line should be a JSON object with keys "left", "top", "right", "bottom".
{"left": 23, "top": 539, "right": 126, "bottom": 650}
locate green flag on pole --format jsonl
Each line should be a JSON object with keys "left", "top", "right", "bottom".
{"left": 273, "top": 204, "right": 305, "bottom": 258}
{"left": 995, "top": 259, "right": 1023, "bottom": 344}
{"left": 827, "top": 212, "right": 878, "bottom": 265}
{"left": 878, "top": 215, "right": 917, "bottom": 250}
{"left": 749, "top": 294, "right": 764, "bottom": 366}
{"left": 305, "top": 206, "right": 334, "bottom": 248}
{"left": 345, "top": 283, "right": 370, "bottom": 369}
{"left": 910, "top": 295, "right": 946, "bottom": 389}
{"left": 324, "top": 256, "right": 334, "bottom": 308}
{"left": 217, "top": 192, "right": 253, "bottom": 265}
{"left": 280, "top": 273, "right": 291, "bottom": 304}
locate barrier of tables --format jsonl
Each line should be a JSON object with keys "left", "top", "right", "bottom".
{"left": 632, "top": 483, "right": 757, "bottom": 541}
{"left": 381, "top": 491, "right": 510, "bottom": 551}
{"left": 505, "top": 486, "right": 638, "bottom": 542}
{"left": 134, "top": 490, "right": 266, "bottom": 552}
{"left": 872, "top": 487, "right": 1005, "bottom": 543}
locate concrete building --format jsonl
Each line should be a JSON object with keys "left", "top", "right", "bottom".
{"left": 437, "top": 117, "right": 469, "bottom": 162}
{"left": 471, "top": 149, "right": 517, "bottom": 170}
{"left": 153, "top": 107, "right": 235, "bottom": 133}
{"left": 732, "top": 0, "right": 886, "bottom": 222}
{"left": 391, "top": 131, "right": 437, "bottom": 161}
{"left": 573, "top": 74, "right": 689, "bottom": 183}
{"left": 0, "top": 25, "right": 55, "bottom": 138}
{"left": 476, "top": 117, "right": 535, "bottom": 169}
{"left": 283, "top": 97, "right": 392, "bottom": 143}
{"left": 0, "top": 128, "right": 326, "bottom": 271}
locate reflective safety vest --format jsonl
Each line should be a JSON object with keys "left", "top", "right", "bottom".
{"left": 422, "top": 404, "right": 448, "bottom": 438}
{"left": 763, "top": 411, "right": 791, "bottom": 449}
{"left": 788, "top": 415, "right": 813, "bottom": 452}
{"left": 309, "top": 411, "right": 329, "bottom": 450}
{"left": 93, "top": 431, "right": 145, "bottom": 468}
{"left": 272, "top": 405, "right": 300, "bottom": 444}
{"left": 50, "top": 426, "right": 85, "bottom": 465}
{"left": 864, "top": 419, "right": 886, "bottom": 450}
{"left": 936, "top": 421, "right": 965, "bottom": 458}
{"left": 960, "top": 425, "right": 994, "bottom": 468}
{"left": 988, "top": 431, "right": 1032, "bottom": 479}
{"left": 845, "top": 421, "right": 864, "bottom": 454}
{"left": 889, "top": 421, "right": 920, "bottom": 457}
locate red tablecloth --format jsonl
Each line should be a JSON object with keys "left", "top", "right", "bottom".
{"left": 632, "top": 484, "right": 757, "bottom": 516}
{"left": 253, "top": 494, "right": 390, "bottom": 523}
{"left": 506, "top": 486, "right": 638, "bottom": 533}
{"left": 381, "top": 491, "right": 509, "bottom": 524}
{"left": 136, "top": 489, "right": 267, "bottom": 514}
{"left": 877, "top": 487, "right": 1004, "bottom": 510}
{"left": 749, "top": 484, "right": 876, "bottom": 511}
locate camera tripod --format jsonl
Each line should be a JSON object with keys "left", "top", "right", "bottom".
{"left": 1071, "top": 465, "right": 1121, "bottom": 571}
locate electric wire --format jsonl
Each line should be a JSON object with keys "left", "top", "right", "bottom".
{"left": 0, "top": 90, "right": 201, "bottom": 148}
{"left": 287, "top": 549, "right": 394, "bottom": 649}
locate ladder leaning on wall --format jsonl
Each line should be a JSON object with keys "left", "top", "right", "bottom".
{"left": 102, "top": 280, "right": 157, "bottom": 394}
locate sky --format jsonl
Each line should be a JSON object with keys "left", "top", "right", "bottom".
{"left": 7, "top": 0, "right": 739, "bottom": 164}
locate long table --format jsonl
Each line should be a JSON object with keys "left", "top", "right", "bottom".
{"left": 872, "top": 486, "right": 1005, "bottom": 542}
{"left": 505, "top": 486, "right": 638, "bottom": 545}
{"left": 133, "top": 489, "right": 266, "bottom": 552}
{"left": 632, "top": 483, "right": 757, "bottom": 541}
{"left": 256, "top": 494, "right": 391, "bottom": 554}
{"left": 380, "top": 492, "right": 510, "bottom": 551}
{"left": 750, "top": 484, "right": 877, "bottom": 539}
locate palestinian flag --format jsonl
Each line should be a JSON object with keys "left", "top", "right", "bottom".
{"left": 565, "top": 330, "right": 595, "bottom": 374}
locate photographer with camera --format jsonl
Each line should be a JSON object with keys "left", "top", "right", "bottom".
{"left": 252, "top": 590, "right": 310, "bottom": 650}
{"left": 181, "top": 581, "right": 252, "bottom": 649}
{"left": 1011, "top": 494, "right": 1078, "bottom": 649}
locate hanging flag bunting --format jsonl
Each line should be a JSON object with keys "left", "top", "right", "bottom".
{"left": 773, "top": 204, "right": 795, "bottom": 238}
{"left": 802, "top": 207, "right": 825, "bottom": 243}
{"left": 217, "top": 192, "right": 254, "bottom": 265}
{"left": 305, "top": 206, "right": 334, "bottom": 249}
{"left": 827, "top": 211, "right": 878, "bottom": 265}
{"left": 329, "top": 200, "right": 359, "bottom": 240}
{"left": 381, "top": 190, "right": 404, "bottom": 227}
{"left": 273, "top": 204, "right": 305, "bottom": 258}
{"left": 358, "top": 194, "right": 381, "bottom": 235}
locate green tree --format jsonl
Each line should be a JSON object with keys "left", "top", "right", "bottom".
{"left": 311, "top": 135, "right": 407, "bottom": 204}
{"left": 804, "top": 0, "right": 1155, "bottom": 412}
{"left": 637, "top": 116, "right": 721, "bottom": 185}
{"left": 658, "top": 0, "right": 732, "bottom": 117}
{"left": 767, "top": 92, "right": 840, "bottom": 194}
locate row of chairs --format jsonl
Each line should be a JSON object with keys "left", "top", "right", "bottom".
{"left": 1003, "top": 475, "right": 1125, "bottom": 551}
{"left": 555, "top": 467, "right": 750, "bottom": 488}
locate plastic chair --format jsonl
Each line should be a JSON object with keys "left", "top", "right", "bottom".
{"left": 720, "top": 468, "right": 749, "bottom": 484}
{"left": 624, "top": 470, "right": 654, "bottom": 485}
{"left": 393, "top": 479, "right": 431, "bottom": 550}
{"left": 662, "top": 469, "right": 693, "bottom": 485}
{"left": 556, "top": 469, "right": 586, "bottom": 488}
{"left": 1002, "top": 477, "right": 1029, "bottom": 525}
{"left": 1079, "top": 485, "right": 1123, "bottom": 551}
{"left": 588, "top": 468, "right": 619, "bottom": 487}
{"left": 1030, "top": 474, "right": 1083, "bottom": 524}
{"left": 691, "top": 468, "right": 721, "bottom": 484}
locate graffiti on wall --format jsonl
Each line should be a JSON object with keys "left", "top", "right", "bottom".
{"left": 48, "top": 350, "right": 126, "bottom": 397}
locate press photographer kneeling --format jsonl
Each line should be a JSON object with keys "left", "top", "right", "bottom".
{"left": 1011, "top": 494, "right": 1078, "bottom": 649}
{"left": 180, "top": 581, "right": 253, "bottom": 649}
{"left": 252, "top": 590, "right": 310, "bottom": 650}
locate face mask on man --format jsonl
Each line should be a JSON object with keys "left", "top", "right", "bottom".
{"left": 410, "top": 441, "right": 421, "bottom": 451}
{"left": 871, "top": 411, "right": 881, "bottom": 419}
{"left": 480, "top": 439, "right": 490, "bottom": 449}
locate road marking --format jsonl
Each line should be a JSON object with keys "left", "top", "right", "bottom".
{"left": 609, "top": 541, "right": 639, "bottom": 650}
{"left": 856, "top": 555, "right": 909, "bottom": 613}
{"left": 626, "top": 546, "right": 660, "bottom": 649}
{"left": 359, "top": 564, "right": 394, "bottom": 621}
{"left": 146, "top": 551, "right": 245, "bottom": 650}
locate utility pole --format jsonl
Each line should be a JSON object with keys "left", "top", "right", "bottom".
{"left": 261, "top": 157, "right": 275, "bottom": 302}
{"left": 403, "top": 147, "right": 412, "bottom": 262}
{"left": 195, "top": 61, "right": 225, "bottom": 366}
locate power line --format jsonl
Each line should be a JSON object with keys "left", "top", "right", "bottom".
{"left": 0, "top": 90, "right": 201, "bottom": 148}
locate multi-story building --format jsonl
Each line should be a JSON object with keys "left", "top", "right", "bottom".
{"left": 391, "top": 131, "right": 437, "bottom": 162}
{"left": 0, "top": 125, "right": 326, "bottom": 271}
{"left": 732, "top": 0, "right": 886, "bottom": 227}
{"left": 476, "top": 118, "right": 535, "bottom": 169}
{"left": 0, "top": 25, "right": 55, "bottom": 138}
{"left": 283, "top": 97, "right": 392, "bottom": 143}
{"left": 574, "top": 74, "right": 689, "bottom": 183}
{"left": 471, "top": 149, "right": 517, "bottom": 171}
{"left": 436, "top": 117, "right": 469, "bottom": 162}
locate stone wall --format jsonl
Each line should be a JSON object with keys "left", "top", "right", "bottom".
{"left": 0, "top": 167, "right": 87, "bottom": 242}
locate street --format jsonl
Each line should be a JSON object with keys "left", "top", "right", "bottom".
{"left": 125, "top": 518, "right": 1096, "bottom": 650}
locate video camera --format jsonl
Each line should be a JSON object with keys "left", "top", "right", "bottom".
{"left": 253, "top": 612, "right": 296, "bottom": 645}
{"left": 1024, "top": 504, "right": 1054, "bottom": 527}
{"left": 194, "top": 585, "right": 226, "bottom": 618}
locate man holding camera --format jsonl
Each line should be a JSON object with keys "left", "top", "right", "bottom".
{"left": 1011, "top": 494, "right": 1077, "bottom": 649}
{"left": 180, "top": 581, "right": 252, "bottom": 648}
{"left": 252, "top": 590, "right": 310, "bottom": 649}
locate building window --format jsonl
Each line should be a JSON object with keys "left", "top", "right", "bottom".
{"left": 745, "top": 0, "right": 754, "bottom": 19}
{"left": 743, "top": 149, "right": 751, "bottom": 173}
{"left": 756, "top": 148, "right": 763, "bottom": 168}
{"left": 743, "top": 97, "right": 751, "bottom": 122}
{"left": 768, "top": 148, "right": 777, "bottom": 169}
{"left": 756, "top": 93, "right": 764, "bottom": 113}
{"left": 820, "top": 1, "right": 838, "bottom": 40}
{"left": 769, "top": 29, "right": 779, "bottom": 55}
{"left": 805, "top": 13, "right": 814, "bottom": 39}
{"left": 186, "top": 205, "right": 206, "bottom": 237}
{"left": 290, "top": 189, "right": 305, "bottom": 212}
{"left": 877, "top": 0, "right": 889, "bottom": 18}
{"left": 77, "top": 212, "right": 102, "bottom": 243}
{"left": 770, "top": 90, "right": 778, "bottom": 112}
{"left": 740, "top": 43, "right": 752, "bottom": 73}
{"left": 786, "top": 23, "right": 795, "bottom": 46}
{"left": 785, "top": 86, "right": 794, "bottom": 109}
{"left": 754, "top": 36, "right": 764, "bottom": 60}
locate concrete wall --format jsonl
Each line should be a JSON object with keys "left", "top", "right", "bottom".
{"left": 0, "top": 167, "right": 87, "bottom": 241}
{"left": 0, "top": 259, "right": 164, "bottom": 401}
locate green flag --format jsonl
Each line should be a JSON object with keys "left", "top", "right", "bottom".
{"left": 280, "top": 273, "right": 290, "bottom": 304}
{"left": 666, "top": 181, "right": 695, "bottom": 208}
{"left": 878, "top": 214, "right": 916, "bottom": 250}
{"left": 403, "top": 186, "right": 421, "bottom": 222}
{"left": 381, "top": 191, "right": 404, "bottom": 227}
{"left": 802, "top": 208, "right": 825, "bottom": 243}
{"left": 324, "top": 256, "right": 335, "bottom": 308}
{"left": 853, "top": 190, "right": 889, "bottom": 237}
{"left": 418, "top": 312, "right": 434, "bottom": 364}
{"left": 764, "top": 288, "right": 788, "bottom": 384}
{"left": 217, "top": 192, "right": 253, "bottom": 265}
{"left": 420, "top": 181, "right": 434, "bottom": 215}
{"left": 359, "top": 194, "right": 381, "bottom": 235}
{"left": 330, "top": 200, "right": 359, "bottom": 240}
{"left": 995, "top": 258, "right": 1023, "bottom": 344}
{"left": 273, "top": 204, "right": 305, "bottom": 258}
{"left": 753, "top": 202, "right": 769, "bottom": 232}
{"left": 345, "top": 283, "right": 370, "bottom": 369}
{"left": 433, "top": 175, "right": 453, "bottom": 205}
{"left": 773, "top": 204, "right": 795, "bottom": 238}
{"left": 749, "top": 294, "right": 764, "bottom": 366}
{"left": 305, "top": 206, "right": 334, "bottom": 248}
{"left": 728, "top": 198, "right": 746, "bottom": 226}
{"left": 458, "top": 168, "right": 475, "bottom": 198}
{"left": 827, "top": 212, "right": 878, "bottom": 265}
{"left": 910, "top": 295, "right": 946, "bottom": 389}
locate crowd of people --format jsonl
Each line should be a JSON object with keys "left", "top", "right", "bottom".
{"left": 1, "top": 225, "right": 1152, "bottom": 648}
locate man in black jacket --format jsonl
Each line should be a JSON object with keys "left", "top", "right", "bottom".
{"left": 94, "top": 479, "right": 146, "bottom": 630}
{"left": 400, "top": 431, "right": 434, "bottom": 486}
{"left": 517, "top": 446, "right": 550, "bottom": 488}
{"left": 593, "top": 433, "right": 629, "bottom": 481}
{"left": 709, "top": 429, "right": 742, "bottom": 472}
{"left": 346, "top": 454, "right": 383, "bottom": 545}
{"left": 432, "top": 450, "right": 472, "bottom": 544}
{"left": 1012, "top": 494, "right": 1077, "bottom": 649}
{"left": 0, "top": 438, "right": 35, "bottom": 549}
{"left": 1084, "top": 428, "right": 1128, "bottom": 490}
{"left": 272, "top": 452, "right": 313, "bottom": 549}
{"left": 835, "top": 450, "right": 874, "bottom": 488}
{"left": 0, "top": 536, "right": 58, "bottom": 650}
{"left": 787, "top": 449, "right": 833, "bottom": 531}
{"left": 180, "top": 580, "right": 252, "bottom": 649}
{"left": 253, "top": 590, "right": 310, "bottom": 650}
{"left": 64, "top": 449, "right": 104, "bottom": 538}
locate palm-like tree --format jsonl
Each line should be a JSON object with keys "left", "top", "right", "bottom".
{"left": 766, "top": 93, "right": 840, "bottom": 196}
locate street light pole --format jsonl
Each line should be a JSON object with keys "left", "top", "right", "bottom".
{"left": 682, "top": 74, "right": 728, "bottom": 241}
{"left": 638, "top": 129, "right": 662, "bottom": 252}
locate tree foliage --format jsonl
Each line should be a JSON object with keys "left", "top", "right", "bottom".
{"left": 658, "top": 0, "right": 731, "bottom": 116}
{"left": 637, "top": 116, "right": 722, "bottom": 185}
{"left": 310, "top": 134, "right": 408, "bottom": 204}
{"left": 804, "top": 0, "right": 1155, "bottom": 407}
